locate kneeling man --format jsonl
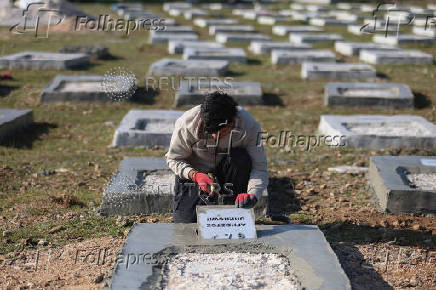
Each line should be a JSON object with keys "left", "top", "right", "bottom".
{"left": 166, "top": 92, "right": 268, "bottom": 223}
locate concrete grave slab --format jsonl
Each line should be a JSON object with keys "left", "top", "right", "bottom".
{"left": 272, "top": 25, "right": 323, "bottom": 36}
{"left": 257, "top": 15, "right": 289, "bottom": 25}
{"left": 373, "top": 35, "right": 436, "bottom": 45}
{"left": 194, "top": 18, "right": 238, "bottom": 27}
{"left": 216, "top": 33, "right": 271, "bottom": 43}
{"left": 324, "top": 82, "right": 414, "bottom": 109}
{"left": 148, "top": 59, "right": 229, "bottom": 77}
{"left": 58, "top": 45, "right": 110, "bottom": 60}
{"left": 347, "top": 25, "right": 370, "bottom": 35}
{"left": 112, "top": 110, "right": 184, "bottom": 148}
{"left": 183, "top": 47, "right": 246, "bottom": 64}
{"left": 242, "top": 10, "right": 272, "bottom": 20}
{"left": 101, "top": 157, "right": 268, "bottom": 217}
{"left": 317, "top": 115, "right": 436, "bottom": 149}
{"left": 302, "top": 63, "right": 376, "bottom": 80}
{"left": 309, "top": 18, "right": 357, "bottom": 26}
{"left": 40, "top": 75, "right": 135, "bottom": 104}
{"left": 335, "top": 12, "right": 363, "bottom": 22}
{"left": 413, "top": 26, "right": 436, "bottom": 37}
{"left": 150, "top": 26, "right": 194, "bottom": 35}
{"left": 0, "top": 52, "right": 89, "bottom": 70}
{"left": 369, "top": 156, "right": 436, "bottom": 214}
{"left": 209, "top": 25, "right": 256, "bottom": 35}
{"left": 272, "top": 49, "right": 336, "bottom": 65}
{"left": 168, "top": 40, "right": 224, "bottom": 54}
{"left": 337, "top": 3, "right": 365, "bottom": 10}
{"left": 290, "top": 33, "right": 344, "bottom": 44}
{"left": 249, "top": 41, "right": 311, "bottom": 54}
{"left": 110, "top": 223, "right": 351, "bottom": 290}
{"left": 163, "top": 2, "right": 191, "bottom": 12}
{"left": 359, "top": 49, "right": 434, "bottom": 65}
{"left": 294, "top": 0, "right": 338, "bottom": 3}
{"left": 149, "top": 33, "right": 198, "bottom": 44}
{"left": 334, "top": 41, "right": 398, "bottom": 56}
{"left": 183, "top": 9, "right": 208, "bottom": 20}
{"left": 175, "top": 81, "right": 263, "bottom": 106}
{"left": 0, "top": 109, "right": 33, "bottom": 141}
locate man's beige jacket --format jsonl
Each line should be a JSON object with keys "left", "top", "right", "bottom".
{"left": 165, "top": 105, "right": 268, "bottom": 200}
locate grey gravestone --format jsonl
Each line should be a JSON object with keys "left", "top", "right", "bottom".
{"left": 110, "top": 223, "right": 351, "bottom": 290}
{"left": 318, "top": 115, "right": 436, "bottom": 149}
{"left": 302, "top": 63, "right": 376, "bottom": 80}
{"left": 196, "top": 206, "right": 257, "bottom": 239}
{"left": 175, "top": 81, "right": 263, "bottom": 106}
{"left": 59, "top": 45, "right": 111, "bottom": 60}
{"left": 369, "top": 156, "right": 436, "bottom": 214}
{"left": 183, "top": 8, "right": 208, "bottom": 20}
{"left": 163, "top": 2, "right": 191, "bottom": 11}
{"left": 183, "top": 47, "right": 246, "bottom": 64}
{"left": 0, "top": 109, "right": 33, "bottom": 141}
{"left": 309, "top": 19, "right": 357, "bottom": 26}
{"left": 101, "top": 157, "right": 268, "bottom": 217}
{"left": 272, "top": 50, "right": 336, "bottom": 65}
{"left": 334, "top": 42, "right": 398, "bottom": 56}
{"left": 40, "top": 75, "right": 134, "bottom": 104}
{"left": 149, "top": 25, "right": 194, "bottom": 34}
{"left": 168, "top": 40, "right": 224, "bottom": 54}
{"left": 373, "top": 35, "right": 436, "bottom": 45}
{"left": 209, "top": 25, "right": 256, "bottom": 35}
{"left": 324, "top": 82, "right": 414, "bottom": 109}
{"left": 359, "top": 49, "right": 434, "bottom": 65}
{"left": 272, "top": 25, "right": 323, "bottom": 36}
{"left": 194, "top": 18, "right": 238, "bottom": 27}
{"left": 257, "top": 15, "right": 289, "bottom": 25}
{"left": 413, "top": 26, "right": 436, "bottom": 37}
{"left": 216, "top": 33, "right": 271, "bottom": 43}
{"left": 148, "top": 59, "right": 229, "bottom": 77}
{"left": 249, "top": 41, "right": 311, "bottom": 54}
{"left": 290, "top": 33, "right": 344, "bottom": 44}
{"left": 0, "top": 52, "right": 89, "bottom": 70}
{"left": 149, "top": 33, "right": 198, "bottom": 44}
{"left": 112, "top": 110, "right": 184, "bottom": 147}
{"left": 334, "top": 12, "right": 363, "bottom": 22}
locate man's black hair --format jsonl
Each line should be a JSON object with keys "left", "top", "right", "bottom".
{"left": 200, "top": 91, "right": 238, "bottom": 133}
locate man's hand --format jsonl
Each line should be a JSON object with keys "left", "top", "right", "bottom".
{"left": 235, "top": 193, "right": 257, "bottom": 208}
{"left": 192, "top": 172, "right": 214, "bottom": 194}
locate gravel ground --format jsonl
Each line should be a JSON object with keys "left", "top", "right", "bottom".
{"left": 345, "top": 123, "right": 430, "bottom": 136}
{"left": 407, "top": 173, "right": 436, "bottom": 190}
{"left": 161, "top": 252, "right": 299, "bottom": 290}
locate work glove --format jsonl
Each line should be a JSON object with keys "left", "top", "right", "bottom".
{"left": 235, "top": 193, "right": 257, "bottom": 208}
{"left": 193, "top": 172, "right": 214, "bottom": 194}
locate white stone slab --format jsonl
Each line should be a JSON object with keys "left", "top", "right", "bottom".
{"left": 334, "top": 12, "right": 363, "bottom": 22}
{"left": 0, "top": 109, "right": 33, "bottom": 141}
{"left": 183, "top": 47, "right": 246, "bottom": 64}
{"left": 184, "top": 9, "right": 208, "bottom": 20}
{"left": 163, "top": 2, "right": 191, "bottom": 12}
{"left": 272, "top": 49, "right": 336, "bottom": 65}
{"left": 194, "top": 18, "right": 238, "bottom": 27}
{"left": 150, "top": 26, "right": 194, "bottom": 35}
{"left": 290, "top": 33, "right": 344, "bottom": 44}
{"left": 310, "top": 18, "right": 357, "bottom": 26}
{"left": 359, "top": 49, "right": 433, "bottom": 65}
{"left": 209, "top": 25, "right": 255, "bottom": 35}
{"left": 148, "top": 59, "right": 229, "bottom": 77}
{"left": 257, "top": 15, "right": 289, "bottom": 25}
{"left": 216, "top": 33, "right": 271, "bottom": 44}
{"left": 168, "top": 40, "right": 224, "bottom": 54}
{"left": 249, "top": 41, "right": 311, "bottom": 54}
{"left": 272, "top": 25, "right": 323, "bottom": 36}
{"left": 0, "top": 52, "right": 89, "bottom": 70}
{"left": 413, "top": 26, "right": 436, "bottom": 37}
{"left": 373, "top": 35, "right": 436, "bottom": 45}
{"left": 334, "top": 41, "right": 398, "bottom": 56}
{"left": 302, "top": 62, "right": 376, "bottom": 80}
{"left": 149, "top": 33, "right": 198, "bottom": 44}
{"left": 196, "top": 206, "right": 257, "bottom": 240}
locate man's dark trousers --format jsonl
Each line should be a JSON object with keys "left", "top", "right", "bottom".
{"left": 173, "top": 148, "right": 252, "bottom": 223}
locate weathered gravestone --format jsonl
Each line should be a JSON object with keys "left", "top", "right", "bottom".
{"left": 272, "top": 49, "right": 336, "bottom": 65}
{"left": 369, "top": 155, "right": 436, "bottom": 214}
{"left": 334, "top": 41, "right": 398, "bottom": 56}
{"left": 0, "top": 109, "right": 33, "bottom": 141}
{"left": 359, "top": 49, "right": 434, "bottom": 65}
{"left": 216, "top": 33, "right": 271, "bottom": 43}
{"left": 290, "top": 33, "right": 344, "bottom": 44}
{"left": 272, "top": 25, "right": 323, "bottom": 36}
{"left": 0, "top": 52, "right": 89, "bottom": 70}
{"left": 168, "top": 40, "right": 224, "bottom": 54}
{"left": 309, "top": 18, "right": 357, "bottom": 26}
{"left": 40, "top": 75, "right": 135, "bottom": 103}
{"left": 183, "top": 8, "right": 208, "bottom": 20}
{"left": 209, "top": 25, "right": 255, "bottom": 35}
{"left": 183, "top": 47, "right": 246, "bottom": 64}
{"left": 59, "top": 45, "right": 111, "bottom": 60}
{"left": 112, "top": 110, "right": 184, "bottom": 147}
{"left": 413, "top": 26, "right": 436, "bottom": 37}
{"left": 175, "top": 81, "right": 263, "bottom": 106}
{"left": 101, "top": 157, "right": 268, "bottom": 217}
{"left": 110, "top": 223, "right": 351, "bottom": 289}
{"left": 148, "top": 59, "right": 229, "bottom": 77}
{"left": 249, "top": 41, "right": 311, "bottom": 54}
{"left": 324, "top": 82, "right": 414, "bottom": 109}
{"left": 301, "top": 62, "right": 376, "bottom": 80}
{"left": 318, "top": 115, "right": 436, "bottom": 149}
{"left": 194, "top": 18, "right": 238, "bottom": 27}
{"left": 257, "top": 15, "right": 290, "bottom": 25}
{"left": 373, "top": 35, "right": 436, "bottom": 45}
{"left": 149, "top": 32, "right": 198, "bottom": 44}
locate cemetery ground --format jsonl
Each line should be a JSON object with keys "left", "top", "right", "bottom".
{"left": 0, "top": 1, "right": 435, "bottom": 289}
